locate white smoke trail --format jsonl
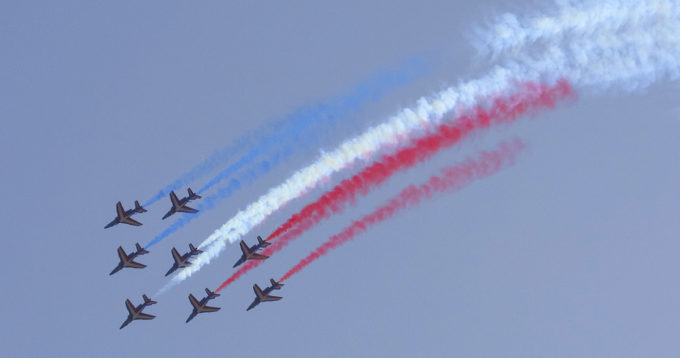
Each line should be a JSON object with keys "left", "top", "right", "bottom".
{"left": 161, "top": 0, "right": 680, "bottom": 291}
{"left": 474, "top": 0, "right": 680, "bottom": 91}
{"left": 475, "top": 0, "right": 676, "bottom": 56}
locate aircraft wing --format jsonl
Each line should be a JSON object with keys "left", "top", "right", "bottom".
{"left": 120, "top": 216, "right": 142, "bottom": 226}
{"left": 116, "top": 202, "right": 126, "bottom": 218}
{"left": 176, "top": 205, "right": 198, "bottom": 213}
{"left": 125, "top": 260, "right": 146, "bottom": 269}
{"left": 201, "top": 305, "right": 220, "bottom": 313}
{"left": 125, "top": 299, "right": 136, "bottom": 316}
{"left": 188, "top": 294, "right": 201, "bottom": 310}
{"left": 171, "top": 248, "right": 183, "bottom": 264}
{"left": 170, "top": 191, "right": 182, "bottom": 208}
{"left": 261, "top": 294, "right": 282, "bottom": 302}
{"left": 239, "top": 241, "right": 252, "bottom": 256}
{"left": 136, "top": 312, "right": 156, "bottom": 320}
{"left": 249, "top": 252, "right": 269, "bottom": 260}
{"left": 117, "top": 247, "right": 128, "bottom": 262}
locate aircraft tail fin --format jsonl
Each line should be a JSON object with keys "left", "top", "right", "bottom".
{"left": 136, "top": 243, "right": 149, "bottom": 255}
{"left": 270, "top": 278, "right": 284, "bottom": 288}
{"left": 189, "top": 243, "right": 203, "bottom": 255}
{"left": 188, "top": 187, "right": 202, "bottom": 199}
{"left": 142, "top": 294, "right": 157, "bottom": 305}
{"left": 205, "top": 288, "right": 220, "bottom": 298}
{"left": 134, "top": 200, "right": 147, "bottom": 213}
{"left": 257, "top": 236, "right": 270, "bottom": 247}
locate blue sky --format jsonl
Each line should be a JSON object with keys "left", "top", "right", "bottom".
{"left": 1, "top": 1, "right": 679, "bottom": 357}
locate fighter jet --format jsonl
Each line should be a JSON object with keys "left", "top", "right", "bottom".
{"left": 110, "top": 243, "right": 149, "bottom": 275}
{"left": 105, "top": 201, "right": 147, "bottom": 229}
{"left": 161, "top": 188, "right": 201, "bottom": 220}
{"left": 165, "top": 243, "right": 203, "bottom": 276}
{"left": 120, "top": 294, "right": 157, "bottom": 329}
{"left": 233, "top": 236, "right": 271, "bottom": 268}
{"left": 246, "top": 279, "right": 283, "bottom": 311}
{"left": 186, "top": 288, "right": 221, "bottom": 323}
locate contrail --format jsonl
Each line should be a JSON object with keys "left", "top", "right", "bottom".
{"left": 161, "top": 0, "right": 680, "bottom": 291}
{"left": 210, "top": 80, "right": 571, "bottom": 293}
{"left": 278, "top": 140, "right": 524, "bottom": 282}
{"left": 142, "top": 57, "right": 429, "bottom": 207}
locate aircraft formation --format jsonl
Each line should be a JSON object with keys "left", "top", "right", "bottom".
{"left": 107, "top": 188, "right": 281, "bottom": 329}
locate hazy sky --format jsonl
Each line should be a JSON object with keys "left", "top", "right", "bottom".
{"left": 1, "top": 1, "right": 679, "bottom": 357}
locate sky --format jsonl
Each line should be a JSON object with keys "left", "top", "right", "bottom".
{"left": 1, "top": 1, "right": 679, "bottom": 357}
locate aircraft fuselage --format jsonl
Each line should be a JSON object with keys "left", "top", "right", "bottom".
{"left": 233, "top": 243, "right": 267, "bottom": 268}
{"left": 165, "top": 250, "right": 199, "bottom": 276}
{"left": 162, "top": 192, "right": 200, "bottom": 219}
{"left": 120, "top": 301, "right": 155, "bottom": 329}
{"left": 105, "top": 208, "right": 141, "bottom": 228}
{"left": 247, "top": 285, "right": 277, "bottom": 311}
{"left": 186, "top": 294, "right": 219, "bottom": 322}
{"left": 110, "top": 251, "right": 143, "bottom": 275}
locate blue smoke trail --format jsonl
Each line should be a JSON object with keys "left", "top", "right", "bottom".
{"left": 143, "top": 57, "right": 429, "bottom": 207}
{"left": 145, "top": 149, "right": 286, "bottom": 249}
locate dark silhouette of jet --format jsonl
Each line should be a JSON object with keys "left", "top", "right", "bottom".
{"left": 165, "top": 243, "right": 203, "bottom": 276}
{"left": 110, "top": 243, "right": 149, "bottom": 275}
{"left": 233, "top": 236, "right": 271, "bottom": 268}
{"left": 246, "top": 279, "right": 283, "bottom": 311}
{"left": 162, "top": 188, "right": 201, "bottom": 219}
{"left": 120, "top": 294, "right": 157, "bottom": 329}
{"left": 105, "top": 201, "right": 147, "bottom": 228}
{"left": 186, "top": 288, "right": 221, "bottom": 323}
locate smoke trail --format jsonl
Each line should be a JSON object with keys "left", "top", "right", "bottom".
{"left": 144, "top": 153, "right": 281, "bottom": 249}
{"left": 211, "top": 80, "right": 572, "bottom": 292}
{"left": 143, "top": 57, "right": 430, "bottom": 207}
{"left": 266, "top": 80, "right": 571, "bottom": 242}
{"left": 474, "top": 0, "right": 677, "bottom": 57}
{"left": 165, "top": 72, "right": 553, "bottom": 289}
{"left": 163, "top": 0, "right": 680, "bottom": 291}
{"left": 144, "top": 59, "right": 428, "bottom": 248}
{"left": 278, "top": 140, "right": 524, "bottom": 282}
{"left": 473, "top": 0, "right": 680, "bottom": 92}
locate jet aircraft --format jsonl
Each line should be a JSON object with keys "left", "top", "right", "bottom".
{"left": 233, "top": 236, "right": 270, "bottom": 268}
{"left": 246, "top": 279, "right": 283, "bottom": 311}
{"left": 110, "top": 243, "right": 149, "bottom": 275}
{"left": 120, "top": 294, "right": 157, "bottom": 329}
{"left": 162, "top": 188, "right": 201, "bottom": 219}
{"left": 165, "top": 243, "right": 203, "bottom": 276}
{"left": 105, "top": 201, "right": 147, "bottom": 228}
{"left": 186, "top": 288, "right": 221, "bottom": 323}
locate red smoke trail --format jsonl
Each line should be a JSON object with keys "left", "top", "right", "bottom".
{"left": 214, "top": 79, "right": 572, "bottom": 293}
{"left": 266, "top": 79, "right": 571, "bottom": 242}
{"left": 215, "top": 258, "right": 258, "bottom": 293}
{"left": 279, "top": 140, "right": 524, "bottom": 282}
